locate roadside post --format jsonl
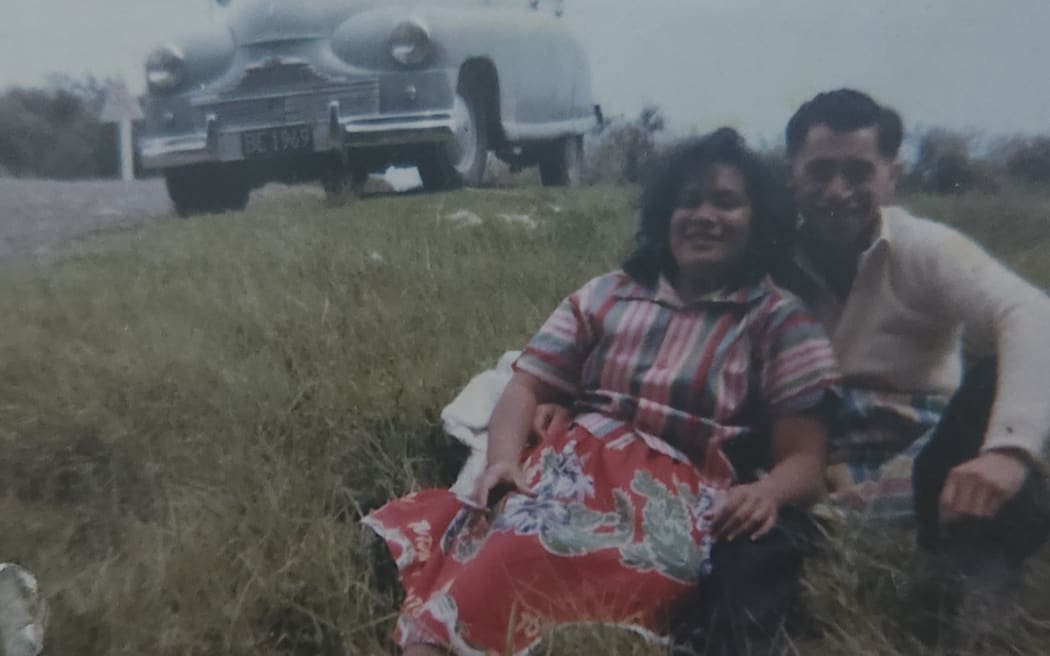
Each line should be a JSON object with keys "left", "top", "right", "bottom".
{"left": 99, "top": 81, "right": 144, "bottom": 182}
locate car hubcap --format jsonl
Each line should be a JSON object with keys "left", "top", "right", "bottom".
{"left": 449, "top": 93, "right": 478, "bottom": 175}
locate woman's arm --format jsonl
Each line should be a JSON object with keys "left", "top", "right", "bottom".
{"left": 711, "top": 412, "right": 828, "bottom": 541}
{"left": 761, "top": 412, "right": 829, "bottom": 507}
{"left": 471, "top": 371, "right": 568, "bottom": 507}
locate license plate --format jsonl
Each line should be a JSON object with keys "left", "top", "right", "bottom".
{"left": 241, "top": 125, "right": 314, "bottom": 158}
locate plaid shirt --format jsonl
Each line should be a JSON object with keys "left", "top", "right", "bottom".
{"left": 514, "top": 271, "right": 840, "bottom": 474}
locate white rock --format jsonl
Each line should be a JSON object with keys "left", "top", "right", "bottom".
{"left": 442, "top": 209, "right": 484, "bottom": 227}
{"left": 0, "top": 564, "right": 47, "bottom": 656}
{"left": 496, "top": 213, "right": 537, "bottom": 229}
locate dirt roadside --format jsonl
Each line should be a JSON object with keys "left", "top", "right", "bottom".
{"left": 0, "top": 178, "right": 172, "bottom": 261}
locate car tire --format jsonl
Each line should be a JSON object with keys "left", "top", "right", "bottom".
{"left": 165, "top": 164, "right": 250, "bottom": 217}
{"left": 418, "top": 86, "right": 489, "bottom": 191}
{"left": 417, "top": 147, "right": 453, "bottom": 191}
{"left": 539, "top": 135, "right": 583, "bottom": 187}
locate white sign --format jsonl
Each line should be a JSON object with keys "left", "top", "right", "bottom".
{"left": 99, "top": 82, "right": 143, "bottom": 181}
{"left": 99, "top": 82, "right": 144, "bottom": 123}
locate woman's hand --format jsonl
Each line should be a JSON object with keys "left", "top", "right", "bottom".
{"left": 479, "top": 372, "right": 564, "bottom": 508}
{"left": 709, "top": 413, "right": 828, "bottom": 542}
{"left": 472, "top": 459, "right": 533, "bottom": 509}
{"left": 710, "top": 482, "right": 778, "bottom": 541}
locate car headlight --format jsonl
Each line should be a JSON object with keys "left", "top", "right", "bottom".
{"left": 146, "top": 45, "right": 186, "bottom": 93}
{"left": 388, "top": 19, "right": 431, "bottom": 66}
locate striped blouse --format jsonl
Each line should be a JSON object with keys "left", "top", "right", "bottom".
{"left": 514, "top": 271, "right": 840, "bottom": 474}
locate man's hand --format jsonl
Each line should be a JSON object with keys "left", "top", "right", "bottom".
{"left": 532, "top": 403, "right": 572, "bottom": 441}
{"left": 472, "top": 460, "right": 533, "bottom": 509}
{"left": 710, "top": 482, "right": 779, "bottom": 541}
{"left": 939, "top": 449, "right": 1030, "bottom": 524}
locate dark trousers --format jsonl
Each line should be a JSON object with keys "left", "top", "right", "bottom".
{"left": 671, "top": 507, "right": 818, "bottom": 656}
{"left": 671, "top": 420, "right": 820, "bottom": 656}
{"left": 675, "top": 358, "right": 1049, "bottom": 655}
{"left": 913, "top": 357, "right": 1050, "bottom": 566}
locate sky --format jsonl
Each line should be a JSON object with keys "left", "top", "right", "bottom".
{"left": 3, "top": 0, "right": 1050, "bottom": 144}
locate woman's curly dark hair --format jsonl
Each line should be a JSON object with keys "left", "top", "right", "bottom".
{"left": 622, "top": 127, "right": 794, "bottom": 289}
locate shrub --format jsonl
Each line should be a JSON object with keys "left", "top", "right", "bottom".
{"left": 1003, "top": 136, "right": 1050, "bottom": 185}
{"left": 0, "top": 77, "right": 119, "bottom": 179}
{"left": 907, "top": 129, "right": 997, "bottom": 195}
{"left": 582, "top": 105, "right": 665, "bottom": 185}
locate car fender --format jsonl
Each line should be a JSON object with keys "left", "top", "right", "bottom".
{"left": 332, "top": 5, "right": 595, "bottom": 141}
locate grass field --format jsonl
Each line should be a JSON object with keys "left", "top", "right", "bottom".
{"left": 1, "top": 183, "right": 1048, "bottom": 655}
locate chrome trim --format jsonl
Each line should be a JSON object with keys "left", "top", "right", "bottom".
{"left": 341, "top": 114, "right": 455, "bottom": 146}
{"left": 343, "top": 126, "right": 454, "bottom": 147}
{"left": 193, "top": 79, "right": 381, "bottom": 130}
{"left": 243, "top": 56, "right": 310, "bottom": 73}
{"left": 238, "top": 34, "right": 327, "bottom": 47}
{"left": 140, "top": 113, "right": 458, "bottom": 168}
{"left": 502, "top": 116, "right": 598, "bottom": 141}
{"left": 342, "top": 112, "right": 453, "bottom": 128}
{"left": 139, "top": 134, "right": 211, "bottom": 168}
{"left": 204, "top": 113, "right": 219, "bottom": 152}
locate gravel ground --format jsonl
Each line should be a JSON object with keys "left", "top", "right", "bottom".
{"left": 0, "top": 178, "right": 173, "bottom": 260}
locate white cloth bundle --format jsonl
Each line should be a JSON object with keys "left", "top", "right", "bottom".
{"left": 441, "top": 351, "right": 520, "bottom": 498}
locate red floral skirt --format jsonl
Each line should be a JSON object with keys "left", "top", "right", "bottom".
{"left": 363, "top": 423, "right": 732, "bottom": 655}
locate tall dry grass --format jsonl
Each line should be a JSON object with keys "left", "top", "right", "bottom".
{"left": 0, "top": 183, "right": 1047, "bottom": 654}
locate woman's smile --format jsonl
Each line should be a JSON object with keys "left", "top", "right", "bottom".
{"left": 681, "top": 228, "right": 725, "bottom": 244}
{"left": 669, "top": 163, "right": 753, "bottom": 293}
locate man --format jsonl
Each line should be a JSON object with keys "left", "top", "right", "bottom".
{"left": 703, "top": 89, "right": 1050, "bottom": 653}
{"left": 539, "top": 89, "right": 1050, "bottom": 654}
{"left": 784, "top": 88, "right": 1049, "bottom": 539}
{"left": 776, "top": 87, "right": 1049, "bottom": 647}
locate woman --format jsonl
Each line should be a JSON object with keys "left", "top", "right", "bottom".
{"left": 364, "top": 128, "right": 840, "bottom": 655}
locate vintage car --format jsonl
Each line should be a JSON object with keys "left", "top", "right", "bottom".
{"left": 137, "top": 0, "right": 601, "bottom": 216}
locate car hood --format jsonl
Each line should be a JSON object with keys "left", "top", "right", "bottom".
{"left": 226, "top": 0, "right": 387, "bottom": 45}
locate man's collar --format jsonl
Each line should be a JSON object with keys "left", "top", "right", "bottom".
{"left": 614, "top": 273, "right": 772, "bottom": 309}
{"left": 867, "top": 206, "right": 896, "bottom": 251}
{"left": 792, "top": 206, "right": 899, "bottom": 284}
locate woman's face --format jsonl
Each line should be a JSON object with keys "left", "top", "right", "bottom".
{"left": 669, "top": 163, "right": 753, "bottom": 285}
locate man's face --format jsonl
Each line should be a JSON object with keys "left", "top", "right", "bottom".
{"left": 791, "top": 125, "right": 899, "bottom": 252}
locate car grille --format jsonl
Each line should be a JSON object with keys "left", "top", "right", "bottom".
{"left": 235, "top": 61, "right": 332, "bottom": 94}
{"left": 194, "top": 79, "right": 380, "bottom": 129}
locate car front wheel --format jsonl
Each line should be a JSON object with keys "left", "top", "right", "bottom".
{"left": 418, "top": 88, "right": 489, "bottom": 191}
{"left": 165, "top": 164, "right": 251, "bottom": 217}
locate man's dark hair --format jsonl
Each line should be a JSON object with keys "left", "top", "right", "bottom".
{"left": 623, "top": 127, "right": 793, "bottom": 288}
{"left": 785, "top": 88, "right": 904, "bottom": 159}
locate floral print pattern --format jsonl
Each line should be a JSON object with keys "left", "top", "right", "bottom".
{"left": 365, "top": 424, "right": 726, "bottom": 655}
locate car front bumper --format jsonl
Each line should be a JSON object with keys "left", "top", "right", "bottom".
{"left": 138, "top": 110, "right": 456, "bottom": 169}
